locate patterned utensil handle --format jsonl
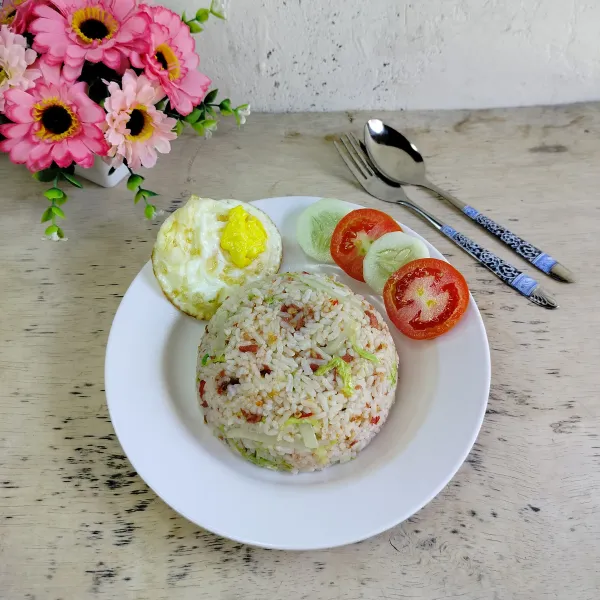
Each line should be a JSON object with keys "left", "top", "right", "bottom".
{"left": 441, "top": 225, "right": 558, "bottom": 308}
{"left": 462, "top": 206, "right": 558, "bottom": 275}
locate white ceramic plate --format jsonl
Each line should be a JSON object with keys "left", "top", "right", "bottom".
{"left": 105, "top": 196, "right": 490, "bottom": 550}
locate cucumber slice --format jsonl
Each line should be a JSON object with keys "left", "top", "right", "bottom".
{"left": 296, "top": 198, "right": 354, "bottom": 263}
{"left": 364, "top": 231, "right": 430, "bottom": 294}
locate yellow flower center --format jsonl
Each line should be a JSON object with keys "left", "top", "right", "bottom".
{"left": 0, "top": 68, "right": 8, "bottom": 85}
{"left": 0, "top": 1, "right": 25, "bottom": 26}
{"left": 155, "top": 44, "right": 181, "bottom": 81}
{"left": 126, "top": 106, "right": 154, "bottom": 142}
{"left": 72, "top": 6, "right": 118, "bottom": 44}
{"left": 33, "top": 98, "right": 80, "bottom": 142}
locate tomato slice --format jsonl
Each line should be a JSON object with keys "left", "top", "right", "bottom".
{"left": 383, "top": 258, "right": 469, "bottom": 340}
{"left": 331, "top": 209, "right": 402, "bottom": 282}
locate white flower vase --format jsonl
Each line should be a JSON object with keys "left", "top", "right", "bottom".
{"left": 74, "top": 158, "right": 129, "bottom": 188}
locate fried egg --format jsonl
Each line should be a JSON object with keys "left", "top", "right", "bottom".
{"left": 152, "top": 197, "right": 283, "bottom": 320}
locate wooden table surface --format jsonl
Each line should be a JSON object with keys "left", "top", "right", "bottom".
{"left": 1, "top": 105, "right": 599, "bottom": 600}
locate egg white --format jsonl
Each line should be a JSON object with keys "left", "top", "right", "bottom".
{"left": 152, "top": 197, "right": 283, "bottom": 320}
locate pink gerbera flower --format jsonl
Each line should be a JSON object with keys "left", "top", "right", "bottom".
{"left": 0, "top": 75, "right": 109, "bottom": 172}
{"left": 29, "top": 0, "right": 149, "bottom": 81}
{"left": 103, "top": 69, "right": 177, "bottom": 169}
{"left": 131, "top": 5, "right": 210, "bottom": 116}
{"left": 0, "top": 25, "right": 41, "bottom": 111}
{"left": 0, "top": 0, "right": 47, "bottom": 34}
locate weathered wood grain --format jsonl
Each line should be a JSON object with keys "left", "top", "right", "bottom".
{"left": 1, "top": 105, "right": 599, "bottom": 600}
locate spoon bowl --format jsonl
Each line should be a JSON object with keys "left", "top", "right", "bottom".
{"left": 364, "top": 119, "right": 427, "bottom": 186}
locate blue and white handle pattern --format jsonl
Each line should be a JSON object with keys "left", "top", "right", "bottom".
{"left": 441, "top": 225, "right": 540, "bottom": 298}
{"left": 462, "top": 206, "right": 557, "bottom": 274}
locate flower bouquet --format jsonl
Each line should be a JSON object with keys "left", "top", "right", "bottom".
{"left": 0, "top": 0, "right": 249, "bottom": 238}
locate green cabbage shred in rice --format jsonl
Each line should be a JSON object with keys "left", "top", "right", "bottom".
{"left": 197, "top": 272, "right": 399, "bottom": 473}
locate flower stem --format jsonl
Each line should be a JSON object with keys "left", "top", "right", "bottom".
{"left": 41, "top": 176, "right": 67, "bottom": 239}
{"left": 125, "top": 165, "right": 158, "bottom": 219}
{"left": 50, "top": 177, "right": 59, "bottom": 231}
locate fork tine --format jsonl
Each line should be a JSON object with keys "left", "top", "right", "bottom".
{"left": 339, "top": 135, "right": 370, "bottom": 179}
{"left": 347, "top": 133, "right": 375, "bottom": 176}
{"left": 334, "top": 140, "right": 368, "bottom": 183}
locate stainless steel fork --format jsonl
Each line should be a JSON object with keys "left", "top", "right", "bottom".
{"left": 334, "top": 133, "right": 558, "bottom": 309}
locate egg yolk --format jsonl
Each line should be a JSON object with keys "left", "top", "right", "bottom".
{"left": 220, "top": 206, "right": 267, "bottom": 268}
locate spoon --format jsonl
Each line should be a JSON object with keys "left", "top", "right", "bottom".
{"left": 364, "top": 119, "right": 574, "bottom": 283}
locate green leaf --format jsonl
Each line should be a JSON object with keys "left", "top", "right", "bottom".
{"left": 134, "top": 190, "right": 145, "bottom": 205}
{"left": 236, "top": 103, "right": 249, "bottom": 112}
{"left": 205, "top": 105, "right": 217, "bottom": 118}
{"left": 174, "top": 120, "right": 185, "bottom": 136}
{"left": 61, "top": 172, "right": 83, "bottom": 188}
{"left": 33, "top": 168, "right": 59, "bottom": 183}
{"left": 127, "top": 174, "right": 144, "bottom": 191}
{"left": 45, "top": 225, "right": 59, "bottom": 236}
{"left": 188, "top": 20, "right": 203, "bottom": 33}
{"left": 41, "top": 207, "right": 54, "bottom": 223}
{"left": 204, "top": 89, "right": 218, "bottom": 104}
{"left": 56, "top": 227, "right": 65, "bottom": 239}
{"left": 184, "top": 107, "right": 203, "bottom": 124}
{"left": 51, "top": 205, "right": 65, "bottom": 219}
{"left": 144, "top": 204, "right": 156, "bottom": 220}
{"left": 44, "top": 187, "right": 65, "bottom": 201}
{"left": 55, "top": 193, "right": 68, "bottom": 206}
{"left": 140, "top": 189, "right": 159, "bottom": 198}
{"left": 182, "top": 10, "right": 187, "bottom": 21}
{"left": 210, "top": 0, "right": 225, "bottom": 19}
{"left": 196, "top": 8, "right": 210, "bottom": 22}
{"left": 219, "top": 99, "right": 233, "bottom": 116}
{"left": 191, "top": 121, "right": 205, "bottom": 136}
{"left": 155, "top": 98, "right": 167, "bottom": 111}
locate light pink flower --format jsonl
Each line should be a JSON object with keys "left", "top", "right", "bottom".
{"left": 0, "top": 0, "right": 48, "bottom": 34}
{"left": 131, "top": 4, "right": 210, "bottom": 116}
{"left": 29, "top": 0, "right": 149, "bottom": 81}
{"left": 0, "top": 25, "right": 41, "bottom": 111}
{"left": 103, "top": 69, "right": 177, "bottom": 169}
{"left": 0, "top": 75, "right": 109, "bottom": 172}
